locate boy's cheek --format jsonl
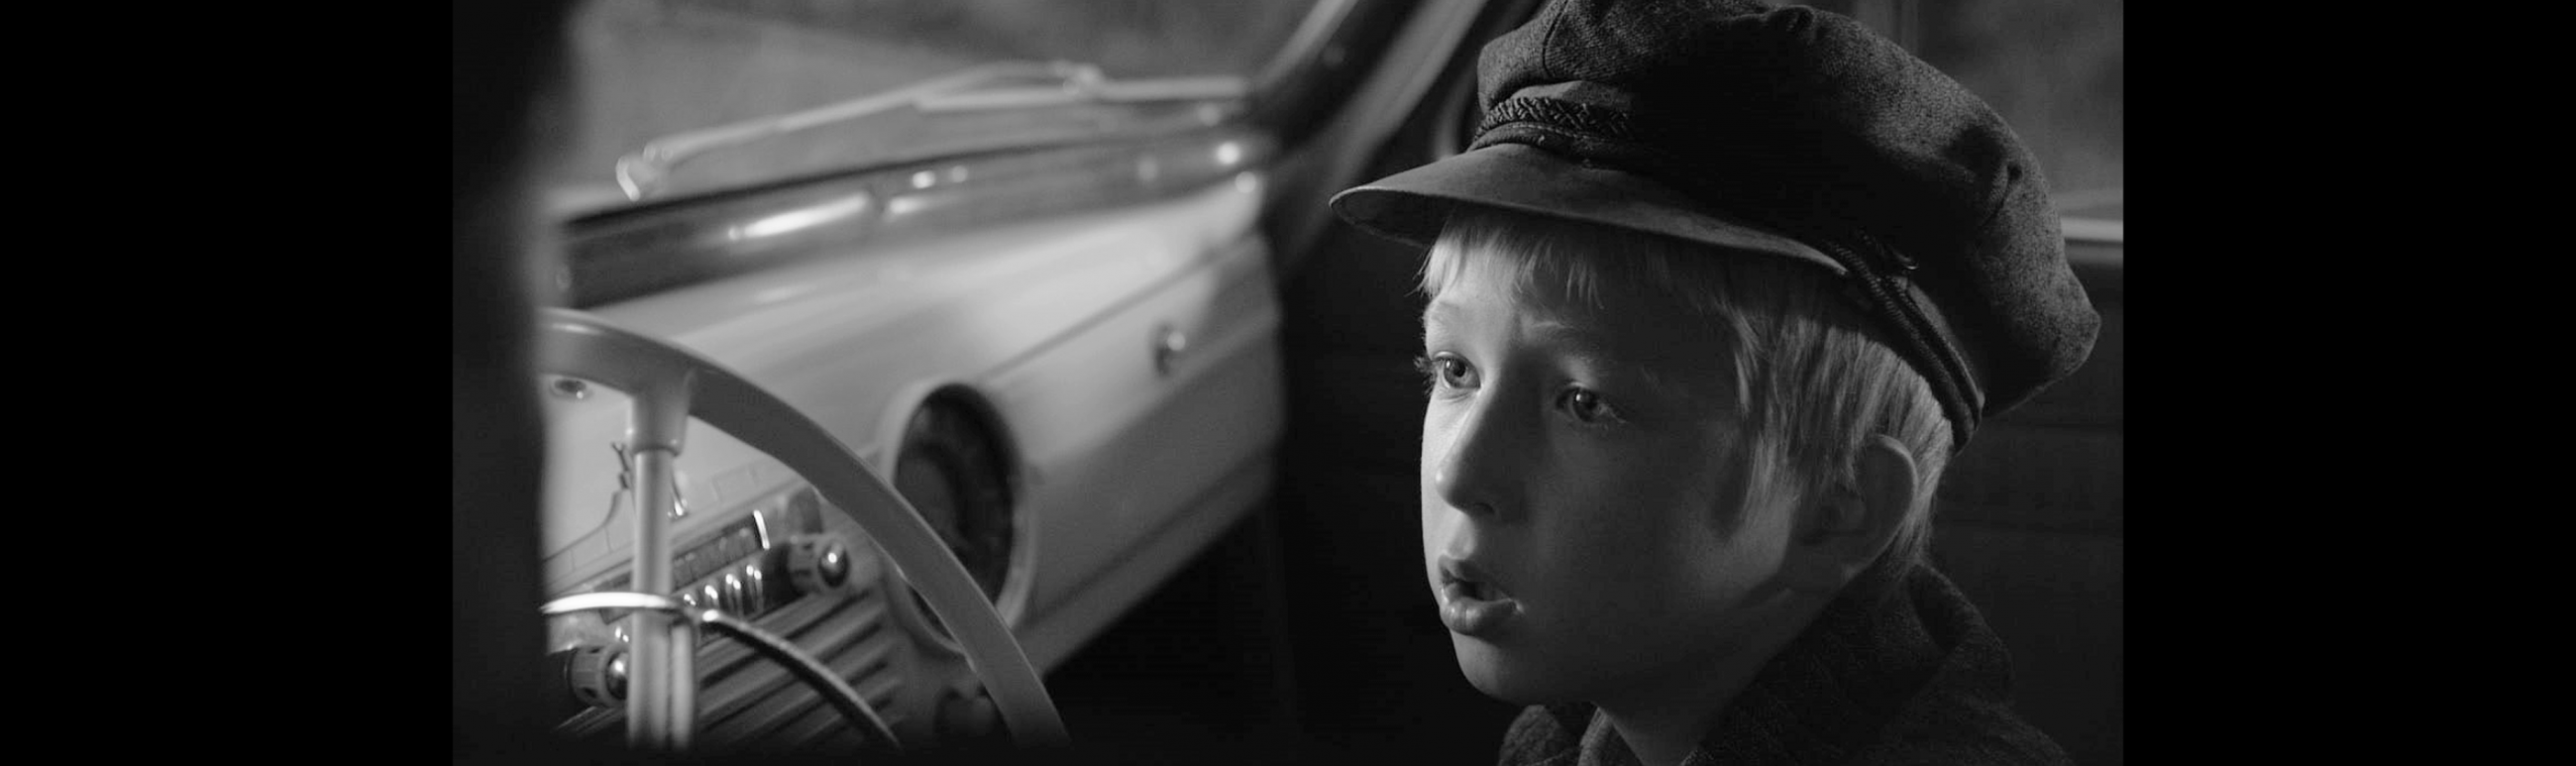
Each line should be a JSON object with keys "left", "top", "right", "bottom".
{"left": 1418, "top": 503, "right": 1455, "bottom": 558}
{"left": 1419, "top": 396, "right": 1463, "bottom": 435}
{"left": 1416, "top": 409, "right": 1460, "bottom": 486}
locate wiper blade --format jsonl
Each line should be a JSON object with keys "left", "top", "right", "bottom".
{"left": 614, "top": 60, "right": 1244, "bottom": 201}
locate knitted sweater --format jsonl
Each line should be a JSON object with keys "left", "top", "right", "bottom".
{"left": 1495, "top": 561, "right": 2071, "bottom": 766}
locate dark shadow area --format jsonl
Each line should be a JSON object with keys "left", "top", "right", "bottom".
{"left": 1928, "top": 244, "right": 2124, "bottom": 766}
{"left": 1043, "top": 506, "right": 1304, "bottom": 756}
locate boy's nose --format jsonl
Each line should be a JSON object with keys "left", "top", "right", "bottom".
{"left": 1431, "top": 396, "right": 1519, "bottom": 519}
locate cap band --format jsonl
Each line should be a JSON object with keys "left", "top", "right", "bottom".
{"left": 1477, "top": 96, "right": 1643, "bottom": 146}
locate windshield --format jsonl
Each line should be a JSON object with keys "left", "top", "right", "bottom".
{"left": 549, "top": 0, "right": 1328, "bottom": 214}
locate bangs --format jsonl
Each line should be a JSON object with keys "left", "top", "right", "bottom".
{"left": 1421, "top": 208, "right": 1727, "bottom": 318}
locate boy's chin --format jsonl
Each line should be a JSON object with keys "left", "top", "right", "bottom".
{"left": 1449, "top": 632, "right": 1556, "bottom": 706}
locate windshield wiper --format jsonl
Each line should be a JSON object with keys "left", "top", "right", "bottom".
{"left": 614, "top": 60, "right": 1247, "bottom": 202}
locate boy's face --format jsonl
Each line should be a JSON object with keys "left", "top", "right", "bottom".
{"left": 1419, "top": 251, "right": 1804, "bottom": 707}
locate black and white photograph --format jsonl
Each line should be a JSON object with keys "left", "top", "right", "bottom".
{"left": 454, "top": 1, "right": 2122, "bottom": 763}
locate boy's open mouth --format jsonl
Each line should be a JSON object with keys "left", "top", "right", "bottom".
{"left": 1438, "top": 556, "right": 1520, "bottom": 637}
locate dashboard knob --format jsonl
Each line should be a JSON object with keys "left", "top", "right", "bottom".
{"left": 741, "top": 564, "right": 768, "bottom": 611}
{"left": 787, "top": 533, "right": 856, "bottom": 596}
{"left": 720, "top": 573, "right": 747, "bottom": 612}
{"left": 563, "top": 643, "right": 628, "bottom": 709}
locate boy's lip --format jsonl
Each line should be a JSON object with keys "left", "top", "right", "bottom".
{"left": 1439, "top": 556, "right": 1506, "bottom": 594}
{"left": 1437, "top": 555, "right": 1519, "bottom": 637}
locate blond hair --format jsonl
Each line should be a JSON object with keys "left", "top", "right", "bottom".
{"left": 1421, "top": 208, "right": 1954, "bottom": 564}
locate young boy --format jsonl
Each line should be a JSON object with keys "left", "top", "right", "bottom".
{"left": 1328, "top": 1, "right": 2097, "bottom": 764}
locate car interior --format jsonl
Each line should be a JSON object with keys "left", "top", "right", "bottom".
{"left": 453, "top": 1, "right": 2121, "bottom": 763}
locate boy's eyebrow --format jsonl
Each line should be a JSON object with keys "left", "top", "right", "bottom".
{"left": 1533, "top": 317, "right": 1719, "bottom": 402}
{"left": 1525, "top": 318, "right": 1631, "bottom": 368}
{"left": 1423, "top": 298, "right": 1461, "bottom": 326}
{"left": 1422, "top": 298, "right": 1713, "bottom": 407}
{"left": 1423, "top": 298, "right": 1692, "bottom": 386}
{"left": 1426, "top": 299, "right": 1630, "bottom": 362}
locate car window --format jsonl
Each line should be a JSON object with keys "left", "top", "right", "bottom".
{"left": 549, "top": 0, "right": 1328, "bottom": 215}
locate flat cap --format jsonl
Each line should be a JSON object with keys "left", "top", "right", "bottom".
{"left": 1331, "top": 0, "right": 2099, "bottom": 448}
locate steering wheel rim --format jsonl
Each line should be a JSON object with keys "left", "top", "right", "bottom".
{"left": 535, "top": 307, "right": 1068, "bottom": 751}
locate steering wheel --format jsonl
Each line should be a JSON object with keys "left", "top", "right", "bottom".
{"left": 531, "top": 307, "right": 1068, "bottom": 753}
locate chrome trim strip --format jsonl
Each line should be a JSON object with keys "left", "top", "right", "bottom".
{"left": 916, "top": 74, "right": 1246, "bottom": 112}
{"left": 617, "top": 61, "right": 1103, "bottom": 201}
{"left": 563, "top": 127, "right": 1273, "bottom": 308}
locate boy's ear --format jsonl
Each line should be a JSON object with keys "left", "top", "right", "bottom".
{"left": 1784, "top": 434, "right": 1918, "bottom": 595}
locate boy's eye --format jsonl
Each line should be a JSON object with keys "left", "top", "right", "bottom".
{"left": 1556, "top": 386, "right": 1621, "bottom": 425}
{"left": 1413, "top": 354, "right": 1477, "bottom": 392}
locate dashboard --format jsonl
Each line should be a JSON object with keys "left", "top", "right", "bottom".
{"left": 532, "top": 146, "right": 1286, "bottom": 752}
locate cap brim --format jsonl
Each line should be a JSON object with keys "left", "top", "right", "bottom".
{"left": 1327, "top": 143, "right": 1844, "bottom": 275}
